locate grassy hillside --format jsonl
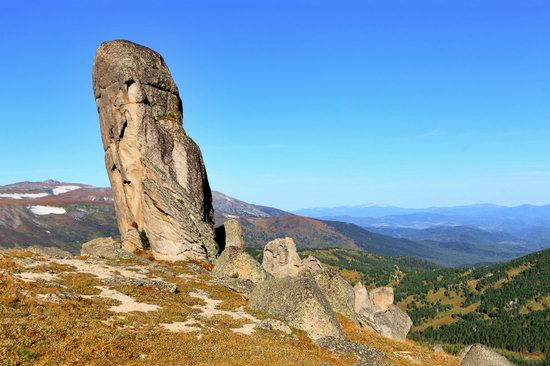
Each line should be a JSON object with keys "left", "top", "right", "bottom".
{"left": 0, "top": 249, "right": 460, "bottom": 366}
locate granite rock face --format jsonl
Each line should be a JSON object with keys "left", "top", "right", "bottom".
{"left": 460, "top": 344, "right": 513, "bottom": 366}
{"left": 80, "top": 237, "right": 134, "bottom": 260}
{"left": 92, "top": 40, "right": 217, "bottom": 261}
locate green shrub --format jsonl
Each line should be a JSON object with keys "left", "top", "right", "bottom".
{"left": 139, "top": 230, "right": 150, "bottom": 250}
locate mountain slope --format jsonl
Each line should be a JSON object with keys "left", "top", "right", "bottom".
{"left": 398, "top": 249, "right": 550, "bottom": 365}
{"left": 240, "top": 214, "right": 360, "bottom": 250}
{"left": 0, "top": 181, "right": 117, "bottom": 253}
{"left": 212, "top": 191, "right": 287, "bottom": 221}
{"left": 1, "top": 180, "right": 539, "bottom": 267}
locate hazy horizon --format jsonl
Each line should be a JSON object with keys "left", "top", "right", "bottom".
{"left": 1, "top": 0, "right": 549, "bottom": 210}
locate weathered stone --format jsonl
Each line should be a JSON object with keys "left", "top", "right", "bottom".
{"left": 460, "top": 344, "right": 513, "bottom": 366}
{"left": 313, "top": 268, "right": 358, "bottom": 324}
{"left": 92, "top": 40, "right": 218, "bottom": 262}
{"left": 211, "top": 277, "right": 256, "bottom": 296}
{"left": 211, "top": 247, "right": 269, "bottom": 283}
{"left": 80, "top": 237, "right": 133, "bottom": 260}
{"left": 357, "top": 305, "right": 412, "bottom": 341}
{"left": 258, "top": 319, "right": 292, "bottom": 335}
{"left": 249, "top": 275, "right": 344, "bottom": 340}
{"left": 28, "top": 246, "right": 73, "bottom": 259}
{"left": 315, "top": 336, "right": 388, "bottom": 366}
{"left": 262, "top": 237, "right": 303, "bottom": 277}
{"left": 102, "top": 275, "right": 178, "bottom": 293}
{"left": 215, "top": 219, "right": 245, "bottom": 250}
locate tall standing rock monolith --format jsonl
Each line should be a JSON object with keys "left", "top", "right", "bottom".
{"left": 92, "top": 40, "right": 218, "bottom": 261}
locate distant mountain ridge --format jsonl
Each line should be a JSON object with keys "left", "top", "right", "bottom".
{"left": 294, "top": 203, "right": 550, "bottom": 221}
{"left": 0, "top": 180, "right": 543, "bottom": 267}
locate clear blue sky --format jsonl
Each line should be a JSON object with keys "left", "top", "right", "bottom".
{"left": 1, "top": 0, "right": 549, "bottom": 210}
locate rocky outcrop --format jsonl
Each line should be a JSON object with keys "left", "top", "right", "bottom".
{"left": 92, "top": 40, "right": 217, "bottom": 262}
{"left": 261, "top": 237, "right": 357, "bottom": 323}
{"left": 262, "top": 237, "right": 303, "bottom": 277}
{"left": 249, "top": 275, "right": 344, "bottom": 340}
{"left": 460, "top": 344, "right": 513, "bottom": 366}
{"left": 215, "top": 219, "right": 245, "bottom": 250}
{"left": 357, "top": 305, "right": 412, "bottom": 341}
{"left": 211, "top": 246, "right": 269, "bottom": 283}
{"left": 353, "top": 283, "right": 410, "bottom": 340}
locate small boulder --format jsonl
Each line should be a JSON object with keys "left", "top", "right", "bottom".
{"left": 211, "top": 247, "right": 269, "bottom": 283}
{"left": 249, "top": 275, "right": 344, "bottom": 340}
{"left": 357, "top": 305, "right": 412, "bottom": 341}
{"left": 460, "top": 344, "right": 513, "bottom": 366}
{"left": 215, "top": 219, "right": 245, "bottom": 250}
{"left": 80, "top": 237, "right": 133, "bottom": 260}
{"left": 211, "top": 277, "right": 256, "bottom": 296}
{"left": 101, "top": 275, "right": 178, "bottom": 293}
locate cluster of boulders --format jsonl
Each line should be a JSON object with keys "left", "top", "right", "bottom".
{"left": 211, "top": 219, "right": 412, "bottom": 342}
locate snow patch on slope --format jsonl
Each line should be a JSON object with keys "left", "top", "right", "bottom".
{"left": 52, "top": 185, "right": 81, "bottom": 195}
{"left": 0, "top": 193, "right": 50, "bottom": 199}
{"left": 29, "top": 206, "right": 67, "bottom": 215}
